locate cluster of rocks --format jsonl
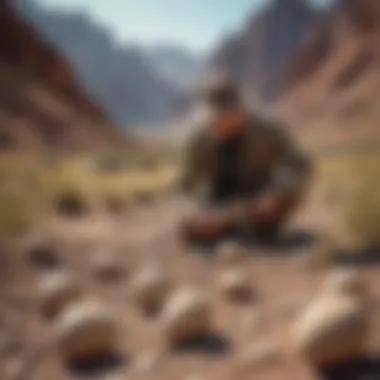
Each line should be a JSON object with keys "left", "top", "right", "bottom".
{"left": 11, "top": 234, "right": 376, "bottom": 379}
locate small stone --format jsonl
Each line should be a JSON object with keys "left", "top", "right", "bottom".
{"left": 37, "top": 271, "right": 81, "bottom": 320}
{"left": 161, "top": 287, "right": 211, "bottom": 344}
{"left": 54, "top": 299, "right": 118, "bottom": 361}
{"left": 322, "top": 268, "right": 366, "bottom": 298}
{"left": 293, "top": 294, "right": 369, "bottom": 366}
{"left": 218, "top": 268, "right": 254, "bottom": 303}
{"left": 23, "top": 233, "right": 61, "bottom": 269}
{"left": 131, "top": 264, "right": 171, "bottom": 316}
{"left": 217, "top": 241, "right": 245, "bottom": 265}
{"left": 91, "top": 250, "right": 127, "bottom": 283}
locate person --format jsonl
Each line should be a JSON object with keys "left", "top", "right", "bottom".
{"left": 178, "top": 73, "right": 313, "bottom": 244}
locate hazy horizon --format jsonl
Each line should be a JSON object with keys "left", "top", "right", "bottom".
{"left": 33, "top": 0, "right": 332, "bottom": 55}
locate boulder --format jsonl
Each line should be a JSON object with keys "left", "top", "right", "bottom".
{"left": 54, "top": 300, "right": 118, "bottom": 361}
{"left": 293, "top": 294, "right": 369, "bottom": 366}
{"left": 37, "top": 271, "right": 80, "bottom": 319}
{"left": 161, "top": 287, "right": 211, "bottom": 344}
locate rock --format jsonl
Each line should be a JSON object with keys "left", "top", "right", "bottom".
{"left": 161, "top": 287, "right": 211, "bottom": 344}
{"left": 322, "top": 268, "right": 366, "bottom": 298}
{"left": 23, "top": 233, "right": 61, "bottom": 269}
{"left": 217, "top": 241, "right": 245, "bottom": 265}
{"left": 37, "top": 271, "right": 81, "bottom": 319}
{"left": 131, "top": 264, "right": 171, "bottom": 316}
{"left": 91, "top": 250, "right": 127, "bottom": 283}
{"left": 241, "top": 341, "right": 280, "bottom": 369}
{"left": 292, "top": 294, "right": 369, "bottom": 366}
{"left": 134, "top": 350, "right": 161, "bottom": 375}
{"left": 54, "top": 300, "right": 118, "bottom": 361}
{"left": 218, "top": 268, "right": 254, "bottom": 303}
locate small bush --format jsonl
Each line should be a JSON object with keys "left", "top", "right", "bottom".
{"left": 95, "top": 152, "right": 128, "bottom": 173}
{"left": 103, "top": 194, "right": 126, "bottom": 215}
{"left": 0, "top": 163, "right": 48, "bottom": 239}
{"left": 53, "top": 190, "right": 90, "bottom": 217}
{"left": 342, "top": 178, "right": 380, "bottom": 248}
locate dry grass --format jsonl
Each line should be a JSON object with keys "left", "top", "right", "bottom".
{"left": 0, "top": 152, "right": 178, "bottom": 239}
{"left": 315, "top": 149, "right": 380, "bottom": 248}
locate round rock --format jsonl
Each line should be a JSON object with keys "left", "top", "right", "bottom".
{"left": 131, "top": 264, "right": 171, "bottom": 316}
{"left": 322, "top": 268, "right": 366, "bottom": 298}
{"left": 217, "top": 241, "right": 245, "bottom": 266}
{"left": 54, "top": 300, "right": 118, "bottom": 361}
{"left": 38, "top": 271, "right": 81, "bottom": 320}
{"left": 23, "top": 233, "right": 61, "bottom": 269}
{"left": 218, "top": 268, "right": 254, "bottom": 303}
{"left": 292, "top": 294, "right": 369, "bottom": 366}
{"left": 161, "top": 287, "right": 211, "bottom": 344}
{"left": 91, "top": 250, "right": 127, "bottom": 283}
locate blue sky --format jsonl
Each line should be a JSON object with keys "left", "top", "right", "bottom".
{"left": 35, "top": 0, "right": 330, "bottom": 54}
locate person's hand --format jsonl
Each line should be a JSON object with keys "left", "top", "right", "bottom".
{"left": 186, "top": 210, "right": 228, "bottom": 236}
{"left": 250, "top": 193, "right": 282, "bottom": 221}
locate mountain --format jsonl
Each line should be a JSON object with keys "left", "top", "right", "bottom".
{"left": 144, "top": 45, "right": 205, "bottom": 92}
{"left": 12, "top": 0, "right": 189, "bottom": 127}
{"left": 279, "top": 0, "right": 380, "bottom": 147}
{"left": 0, "top": 0, "right": 129, "bottom": 153}
{"left": 211, "top": 0, "right": 318, "bottom": 109}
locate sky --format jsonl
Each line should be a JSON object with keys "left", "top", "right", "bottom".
{"left": 35, "top": 0, "right": 330, "bottom": 55}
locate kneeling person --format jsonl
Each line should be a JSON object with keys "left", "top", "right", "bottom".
{"left": 179, "top": 74, "right": 313, "bottom": 244}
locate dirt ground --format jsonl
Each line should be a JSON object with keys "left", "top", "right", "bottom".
{"left": 2, "top": 197, "right": 380, "bottom": 380}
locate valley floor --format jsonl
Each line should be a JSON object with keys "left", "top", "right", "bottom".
{"left": 2, "top": 196, "right": 380, "bottom": 380}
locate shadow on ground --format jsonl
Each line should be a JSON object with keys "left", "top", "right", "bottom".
{"left": 184, "top": 229, "right": 317, "bottom": 258}
{"left": 316, "top": 355, "right": 380, "bottom": 380}
{"left": 331, "top": 247, "right": 380, "bottom": 267}
{"left": 67, "top": 351, "right": 126, "bottom": 378}
{"left": 171, "top": 332, "right": 231, "bottom": 357}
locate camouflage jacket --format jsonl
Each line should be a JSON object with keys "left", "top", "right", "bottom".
{"left": 180, "top": 113, "right": 313, "bottom": 203}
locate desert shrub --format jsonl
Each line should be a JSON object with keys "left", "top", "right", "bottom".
{"left": 0, "top": 163, "right": 48, "bottom": 238}
{"left": 53, "top": 189, "right": 89, "bottom": 217}
{"left": 95, "top": 152, "right": 128, "bottom": 173}
{"left": 341, "top": 177, "right": 380, "bottom": 248}
{"left": 135, "top": 153, "right": 159, "bottom": 172}
{"left": 47, "top": 160, "right": 98, "bottom": 217}
{"left": 103, "top": 193, "right": 127, "bottom": 215}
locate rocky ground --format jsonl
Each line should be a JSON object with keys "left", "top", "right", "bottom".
{"left": 1, "top": 197, "right": 380, "bottom": 380}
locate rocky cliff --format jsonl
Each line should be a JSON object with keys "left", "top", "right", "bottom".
{"left": 0, "top": 0, "right": 129, "bottom": 153}
{"left": 13, "top": 0, "right": 193, "bottom": 127}
{"left": 279, "top": 0, "right": 380, "bottom": 147}
{"left": 211, "top": 0, "right": 318, "bottom": 108}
